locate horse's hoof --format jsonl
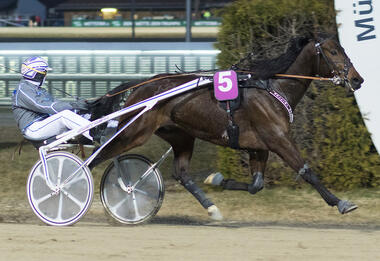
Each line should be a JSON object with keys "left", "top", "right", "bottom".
{"left": 204, "top": 172, "right": 224, "bottom": 186}
{"left": 338, "top": 200, "right": 358, "bottom": 214}
{"left": 208, "top": 205, "right": 223, "bottom": 221}
{"left": 248, "top": 172, "right": 264, "bottom": 195}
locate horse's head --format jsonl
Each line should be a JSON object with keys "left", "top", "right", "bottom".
{"left": 314, "top": 38, "right": 364, "bottom": 92}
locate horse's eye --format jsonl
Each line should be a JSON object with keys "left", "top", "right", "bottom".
{"left": 331, "top": 50, "right": 338, "bottom": 55}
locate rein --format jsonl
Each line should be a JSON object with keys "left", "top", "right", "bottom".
{"left": 273, "top": 73, "right": 331, "bottom": 81}
{"left": 102, "top": 71, "right": 334, "bottom": 99}
{"left": 104, "top": 73, "right": 208, "bottom": 98}
{"left": 236, "top": 70, "right": 333, "bottom": 81}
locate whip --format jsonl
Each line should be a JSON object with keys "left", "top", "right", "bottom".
{"left": 0, "top": 64, "right": 76, "bottom": 98}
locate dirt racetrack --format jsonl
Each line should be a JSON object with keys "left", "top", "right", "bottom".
{"left": 1, "top": 221, "right": 379, "bottom": 261}
{"left": 1, "top": 146, "right": 379, "bottom": 261}
{"left": 1, "top": 188, "right": 380, "bottom": 261}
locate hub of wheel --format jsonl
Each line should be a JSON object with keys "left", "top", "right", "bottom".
{"left": 53, "top": 187, "right": 61, "bottom": 195}
{"left": 126, "top": 185, "right": 133, "bottom": 194}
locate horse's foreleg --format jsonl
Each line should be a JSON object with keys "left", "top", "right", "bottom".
{"left": 204, "top": 150, "right": 268, "bottom": 195}
{"left": 268, "top": 134, "right": 357, "bottom": 214}
{"left": 156, "top": 128, "right": 222, "bottom": 220}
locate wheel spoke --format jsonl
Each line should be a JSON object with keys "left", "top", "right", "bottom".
{"left": 108, "top": 196, "right": 129, "bottom": 212}
{"left": 114, "top": 158, "right": 132, "bottom": 185}
{"left": 117, "top": 176, "right": 129, "bottom": 192}
{"left": 134, "top": 188, "right": 158, "bottom": 200}
{"left": 37, "top": 161, "right": 55, "bottom": 190}
{"left": 35, "top": 165, "right": 45, "bottom": 178}
{"left": 61, "top": 188, "right": 86, "bottom": 208}
{"left": 57, "top": 191, "right": 64, "bottom": 221}
{"left": 34, "top": 192, "right": 56, "bottom": 205}
{"left": 34, "top": 165, "right": 54, "bottom": 192}
{"left": 56, "top": 157, "right": 65, "bottom": 186}
{"left": 132, "top": 192, "right": 141, "bottom": 219}
{"left": 61, "top": 166, "right": 86, "bottom": 187}
{"left": 133, "top": 170, "right": 154, "bottom": 189}
{"left": 62, "top": 172, "right": 87, "bottom": 188}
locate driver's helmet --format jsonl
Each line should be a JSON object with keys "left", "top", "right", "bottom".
{"left": 21, "top": 56, "right": 51, "bottom": 84}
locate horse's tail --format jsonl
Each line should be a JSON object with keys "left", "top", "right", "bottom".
{"left": 87, "top": 72, "right": 196, "bottom": 120}
{"left": 86, "top": 79, "right": 148, "bottom": 142}
{"left": 87, "top": 79, "right": 147, "bottom": 120}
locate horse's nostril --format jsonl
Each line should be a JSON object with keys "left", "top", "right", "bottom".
{"left": 353, "top": 78, "right": 364, "bottom": 84}
{"left": 351, "top": 78, "right": 363, "bottom": 90}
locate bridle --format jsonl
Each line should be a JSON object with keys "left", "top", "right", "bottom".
{"left": 314, "top": 39, "right": 354, "bottom": 90}
{"left": 230, "top": 38, "right": 355, "bottom": 88}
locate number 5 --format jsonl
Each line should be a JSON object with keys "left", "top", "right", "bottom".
{"left": 217, "top": 71, "right": 233, "bottom": 92}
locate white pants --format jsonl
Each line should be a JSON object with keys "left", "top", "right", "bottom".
{"left": 24, "top": 110, "right": 92, "bottom": 141}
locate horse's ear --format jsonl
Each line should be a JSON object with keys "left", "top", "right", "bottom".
{"left": 310, "top": 30, "right": 323, "bottom": 42}
{"left": 303, "top": 29, "right": 314, "bottom": 40}
{"left": 314, "top": 32, "right": 338, "bottom": 43}
{"left": 297, "top": 36, "right": 311, "bottom": 48}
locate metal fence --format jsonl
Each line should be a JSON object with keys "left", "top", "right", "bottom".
{"left": 71, "top": 19, "right": 221, "bottom": 27}
{"left": 0, "top": 44, "right": 219, "bottom": 106}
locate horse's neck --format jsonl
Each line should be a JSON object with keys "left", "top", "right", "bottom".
{"left": 276, "top": 43, "right": 316, "bottom": 108}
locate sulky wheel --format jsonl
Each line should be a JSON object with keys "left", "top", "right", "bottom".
{"left": 100, "top": 154, "right": 165, "bottom": 225}
{"left": 27, "top": 151, "right": 94, "bottom": 226}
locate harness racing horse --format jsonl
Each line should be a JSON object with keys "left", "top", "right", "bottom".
{"left": 89, "top": 35, "right": 363, "bottom": 220}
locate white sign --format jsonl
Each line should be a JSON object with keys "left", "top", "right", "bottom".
{"left": 335, "top": 0, "right": 380, "bottom": 153}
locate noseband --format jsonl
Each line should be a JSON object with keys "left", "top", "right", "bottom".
{"left": 314, "top": 40, "right": 353, "bottom": 89}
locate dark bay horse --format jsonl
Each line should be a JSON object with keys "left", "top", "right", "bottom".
{"left": 89, "top": 35, "right": 363, "bottom": 220}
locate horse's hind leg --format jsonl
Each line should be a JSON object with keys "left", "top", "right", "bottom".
{"left": 247, "top": 149, "right": 268, "bottom": 194}
{"left": 268, "top": 134, "right": 357, "bottom": 214}
{"left": 204, "top": 149, "right": 268, "bottom": 195}
{"left": 156, "top": 127, "right": 223, "bottom": 221}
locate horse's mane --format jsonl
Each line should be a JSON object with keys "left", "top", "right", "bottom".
{"left": 235, "top": 36, "right": 312, "bottom": 79}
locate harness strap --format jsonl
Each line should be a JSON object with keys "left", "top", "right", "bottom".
{"left": 237, "top": 77, "right": 294, "bottom": 123}
{"left": 225, "top": 101, "right": 240, "bottom": 149}
{"left": 315, "top": 42, "right": 321, "bottom": 76}
{"left": 268, "top": 90, "right": 294, "bottom": 123}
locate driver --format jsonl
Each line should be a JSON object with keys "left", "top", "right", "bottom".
{"left": 12, "top": 56, "right": 93, "bottom": 142}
